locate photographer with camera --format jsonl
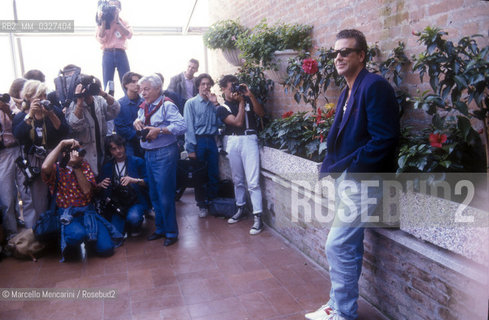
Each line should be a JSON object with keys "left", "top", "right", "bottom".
{"left": 133, "top": 74, "right": 186, "bottom": 246}
{"left": 96, "top": 0, "right": 132, "bottom": 92}
{"left": 97, "top": 134, "right": 148, "bottom": 237}
{"left": 41, "top": 138, "right": 122, "bottom": 260}
{"left": 66, "top": 75, "right": 120, "bottom": 176}
{"left": 216, "top": 75, "right": 265, "bottom": 235}
{"left": 12, "top": 80, "right": 69, "bottom": 225}
{"left": 0, "top": 93, "right": 35, "bottom": 239}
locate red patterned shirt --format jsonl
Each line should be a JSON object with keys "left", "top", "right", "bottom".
{"left": 44, "top": 162, "right": 96, "bottom": 209}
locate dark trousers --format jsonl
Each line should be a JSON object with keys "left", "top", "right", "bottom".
{"left": 195, "top": 136, "right": 219, "bottom": 208}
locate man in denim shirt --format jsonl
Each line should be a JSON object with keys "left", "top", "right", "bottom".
{"left": 133, "top": 74, "right": 186, "bottom": 246}
{"left": 114, "top": 71, "right": 144, "bottom": 158}
{"left": 183, "top": 73, "right": 221, "bottom": 218}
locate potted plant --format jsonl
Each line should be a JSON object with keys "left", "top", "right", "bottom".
{"left": 203, "top": 19, "right": 248, "bottom": 66}
{"left": 236, "top": 20, "right": 312, "bottom": 83}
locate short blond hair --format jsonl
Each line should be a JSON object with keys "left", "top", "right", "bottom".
{"left": 20, "top": 80, "right": 47, "bottom": 110}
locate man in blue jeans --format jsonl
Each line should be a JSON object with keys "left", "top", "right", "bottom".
{"left": 97, "top": 134, "right": 149, "bottom": 237}
{"left": 306, "top": 29, "right": 399, "bottom": 320}
{"left": 41, "top": 139, "right": 123, "bottom": 261}
{"left": 183, "top": 73, "right": 221, "bottom": 218}
{"left": 133, "top": 74, "right": 186, "bottom": 246}
{"left": 96, "top": 0, "right": 132, "bottom": 92}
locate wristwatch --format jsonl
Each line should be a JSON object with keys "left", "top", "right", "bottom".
{"left": 24, "top": 114, "right": 32, "bottom": 121}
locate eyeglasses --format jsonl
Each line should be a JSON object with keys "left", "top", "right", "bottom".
{"left": 332, "top": 48, "right": 362, "bottom": 57}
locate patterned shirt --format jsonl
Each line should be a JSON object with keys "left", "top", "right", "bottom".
{"left": 44, "top": 162, "right": 96, "bottom": 209}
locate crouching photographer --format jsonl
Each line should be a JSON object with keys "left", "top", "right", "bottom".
{"left": 96, "top": 134, "right": 149, "bottom": 237}
{"left": 41, "top": 139, "right": 123, "bottom": 261}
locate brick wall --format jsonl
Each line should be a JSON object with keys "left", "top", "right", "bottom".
{"left": 207, "top": 0, "right": 489, "bottom": 121}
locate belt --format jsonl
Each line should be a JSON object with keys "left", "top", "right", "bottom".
{"left": 231, "top": 129, "right": 257, "bottom": 136}
{"left": 104, "top": 48, "right": 125, "bottom": 52}
{"left": 196, "top": 134, "right": 215, "bottom": 138}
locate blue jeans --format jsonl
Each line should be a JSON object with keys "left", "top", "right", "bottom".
{"left": 325, "top": 172, "right": 383, "bottom": 320}
{"left": 64, "top": 215, "right": 114, "bottom": 257}
{"left": 145, "top": 143, "right": 178, "bottom": 238}
{"left": 195, "top": 136, "right": 219, "bottom": 208}
{"left": 111, "top": 203, "right": 146, "bottom": 234}
{"left": 102, "top": 49, "right": 130, "bottom": 91}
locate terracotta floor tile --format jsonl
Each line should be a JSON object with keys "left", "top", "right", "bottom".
{"left": 0, "top": 191, "right": 387, "bottom": 320}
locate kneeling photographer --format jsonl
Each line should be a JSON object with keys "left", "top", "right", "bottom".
{"left": 12, "top": 80, "right": 69, "bottom": 226}
{"left": 41, "top": 139, "right": 123, "bottom": 261}
{"left": 96, "top": 134, "right": 149, "bottom": 237}
{"left": 66, "top": 74, "right": 120, "bottom": 176}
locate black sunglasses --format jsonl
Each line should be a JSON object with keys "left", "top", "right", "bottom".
{"left": 331, "top": 48, "right": 362, "bottom": 57}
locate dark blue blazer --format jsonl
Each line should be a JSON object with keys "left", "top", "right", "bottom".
{"left": 320, "top": 68, "right": 400, "bottom": 175}
{"left": 98, "top": 155, "right": 150, "bottom": 209}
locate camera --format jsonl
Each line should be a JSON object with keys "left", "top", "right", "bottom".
{"left": 136, "top": 129, "right": 150, "bottom": 142}
{"left": 230, "top": 83, "right": 247, "bottom": 94}
{"left": 39, "top": 99, "right": 53, "bottom": 112}
{"left": 15, "top": 156, "right": 40, "bottom": 186}
{"left": 59, "top": 146, "right": 87, "bottom": 168}
{"left": 96, "top": 0, "right": 119, "bottom": 29}
{"left": 30, "top": 145, "right": 47, "bottom": 159}
{"left": 0, "top": 93, "right": 10, "bottom": 103}
{"left": 74, "top": 76, "right": 101, "bottom": 99}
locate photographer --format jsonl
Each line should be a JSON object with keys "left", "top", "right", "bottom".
{"left": 12, "top": 80, "right": 69, "bottom": 224}
{"left": 66, "top": 75, "right": 120, "bottom": 176}
{"left": 41, "top": 139, "right": 122, "bottom": 260}
{"left": 216, "top": 75, "right": 265, "bottom": 235}
{"left": 0, "top": 93, "right": 35, "bottom": 239}
{"left": 97, "top": 134, "right": 149, "bottom": 236}
{"left": 96, "top": 0, "right": 132, "bottom": 91}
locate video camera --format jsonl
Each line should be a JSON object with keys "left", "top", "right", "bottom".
{"left": 54, "top": 65, "right": 81, "bottom": 109}
{"left": 59, "top": 145, "right": 87, "bottom": 168}
{"left": 230, "top": 83, "right": 247, "bottom": 94}
{"left": 74, "top": 76, "right": 101, "bottom": 99}
{"left": 96, "top": 0, "right": 120, "bottom": 29}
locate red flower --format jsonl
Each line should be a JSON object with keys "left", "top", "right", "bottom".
{"left": 302, "top": 58, "right": 319, "bottom": 75}
{"left": 429, "top": 133, "right": 447, "bottom": 148}
{"left": 315, "top": 108, "right": 322, "bottom": 124}
{"left": 325, "top": 108, "right": 335, "bottom": 119}
{"left": 282, "top": 111, "right": 294, "bottom": 119}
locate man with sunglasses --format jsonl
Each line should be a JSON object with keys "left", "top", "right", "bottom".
{"left": 306, "top": 30, "right": 400, "bottom": 320}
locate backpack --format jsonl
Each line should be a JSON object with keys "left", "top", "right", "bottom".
{"left": 7, "top": 229, "right": 45, "bottom": 261}
{"left": 54, "top": 66, "right": 81, "bottom": 108}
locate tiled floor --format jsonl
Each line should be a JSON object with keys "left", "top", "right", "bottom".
{"left": 0, "top": 190, "right": 386, "bottom": 320}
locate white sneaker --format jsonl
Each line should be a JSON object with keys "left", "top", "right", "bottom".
{"left": 249, "top": 214, "right": 263, "bottom": 235}
{"left": 227, "top": 206, "right": 245, "bottom": 224}
{"left": 305, "top": 303, "right": 333, "bottom": 320}
{"left": 199, "top": 207, "right": 208, "bottom": 218}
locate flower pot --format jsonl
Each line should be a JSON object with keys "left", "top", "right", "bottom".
{"left": 264, "top": 49, "right": 298, "bottom": 84}
{"left": 221, "top": 48, "right": 244, "bottom": 66}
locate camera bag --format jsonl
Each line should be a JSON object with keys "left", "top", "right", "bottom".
{"left": 209, "top": 198, "right": 237, "bottom": 218}
{"left": 176, "top": 158, "right": 208, "bottom": 188}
